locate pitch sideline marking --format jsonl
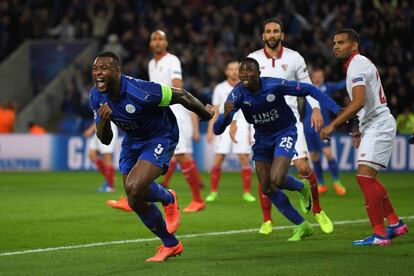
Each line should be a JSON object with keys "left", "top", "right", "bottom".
{"left": 1, "top": 215, "right": 413, "bottom": 257}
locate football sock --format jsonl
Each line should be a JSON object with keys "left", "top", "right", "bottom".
{"left": 104, "top": 165, "right": 115, "bottom": 188}
{"left": 181, "top": 160, "right": 203, "bottom": 202}
{"left": 373, "top": 178, "right": 399, "bottom": 225}
{"left": 241, "top": 166, "right": 252, "bottom": 192}
{"left": 210, "top": 165, "right": 221, "bottom": 192}
{"left": 144, "top": 182, "right": 174, "bottom": 205}
{"left": 281, "top": 174, "right": 304, "bottom": 191}
{"left": 312, "top": 158, "right": 324, "bottom": 184}
{"left": 356, "top": 175, "right": 386, "bottom": 236}
{"left": 258, "top": 182, "right": 272, "bottom": 222}
{"left": 95, "top": 159, "right": 106, "bottom": 176}
{"left": 162, "top": 159, "right": 177, "bottom": 186}
{"left": 328, "top": 159, "right": 339, "bottom": 181}
{"left": 301, "top": 171, "right": 322, "bottom": 214}
{"left": 138, "top": 203, "right": 178, "bottom": 247}
{"left": 268, "top": 189, "right": 304, "bottom": 225}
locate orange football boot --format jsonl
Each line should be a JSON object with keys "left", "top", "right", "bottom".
{"left": 106, "top": 196, "right": 132, "bottom": 212}
{"left": 183, "top": 200, "right": 205, "bottom": 213}
{"left": 318, "top": 185, "right": 328, "bottom": 194}
{"left": 333, "top": 181, "right": 346, "bottom": 196}
{"left": 145, "top": 241, "right": 184, "bottom": 262}
{"left": 163, "top": 189, "right": 181, "bottom": 234}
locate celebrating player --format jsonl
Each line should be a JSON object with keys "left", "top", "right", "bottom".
{"left": 304, "top": 68, "right": 346, "bottom": 195}
{"left": 321, "top": 28, "right": 408, "bottom": 246}
{"left": 90, "top": 51, "right": 214, "bottom": 261}
{"left": 243, "top": 17, "right": 333, "bottom": 235}
{"left": 206, "top": 60, "right": 256, "bottom": 203}
{"left": 215, "top": 58, "right": 343, "bottom": 241}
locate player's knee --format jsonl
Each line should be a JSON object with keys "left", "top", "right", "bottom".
{"left": 124, "top": 178, "right": 146, "bottom": 200}
{"left": 296, "top": 161, "right": 311, "bottom": 175}
{"left": 271, "top": 174, "right": 287, "bottom": 188}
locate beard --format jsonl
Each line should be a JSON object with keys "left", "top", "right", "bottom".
{"left": 264, "top": 38, "right": 281, "bottom": 50}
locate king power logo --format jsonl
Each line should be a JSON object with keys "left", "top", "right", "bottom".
{"left": 252, "top": 109, "right": 279, "bottom": 124}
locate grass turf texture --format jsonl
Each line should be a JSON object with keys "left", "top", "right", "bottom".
{"left": 1, "top": 171, "right": 413, "bottom": 275}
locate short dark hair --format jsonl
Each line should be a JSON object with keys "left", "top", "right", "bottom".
{"left": 240, "top": 57, "right": 260, "bottom": 71}
{"left": 96, "top": 51, "right": 121, "bottom": 67}
{"left": 263, "top": 17, "right": 284, "bottom": 32}
{"left": 335, "top": 28, "right": 360, "bottom": 44}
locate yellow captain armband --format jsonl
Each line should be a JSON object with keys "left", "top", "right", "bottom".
{"left": 158, "top": 85, "right": 172, "bottom": 107}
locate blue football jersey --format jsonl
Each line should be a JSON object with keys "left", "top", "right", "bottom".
{"left": 214, "top": 77, "right": 342, "bottom": 139}
{"left": 304, "top": 81, "right": 345, "bottom": 129}
{"left": 90, "top": 74, "right": 178, "bottom": 143}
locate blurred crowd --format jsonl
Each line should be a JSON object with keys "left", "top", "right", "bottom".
{"left": 0, "top": 0, "right": 413, "bottom": 133}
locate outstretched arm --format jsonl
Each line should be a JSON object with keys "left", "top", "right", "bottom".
{"left": 170, "top": 88, "right": 214, "bottom": 121}
{"left": 278, "top": 81, "right": 342, "bottom": 115}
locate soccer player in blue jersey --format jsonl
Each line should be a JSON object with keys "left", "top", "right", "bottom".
{"left": 303, "top": 68, "right": 347, "bottom": 195}
{"left": 214, "top": 58, "right": 342, "bottom": 241}
{"left": 90, "top": 52, "right": 214, "bottom": 261}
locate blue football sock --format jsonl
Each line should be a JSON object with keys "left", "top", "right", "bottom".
{"left": 328, "top": 159, "right": 339, "bottom": 181}
{"left": 312, "top": 158, "right": 324, "bottom": 184}
{"left": 281, "top": 174, "right": 304, "bottom": 191}
{"left": 268, "top": 189, "right": 304, "bottom": 225}
{"left": 145, "top": 182, "right": 174, "bottom": 205}
{"left": 138, "top": 203, "right": 178, "bottom": 247}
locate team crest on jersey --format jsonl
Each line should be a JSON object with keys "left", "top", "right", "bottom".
{"left": 281, "top": 64, "right": 288, "bottom": 71}
{"left": 266, "top": 94, "right": 276, "bottom": 102}
{"left": 125, "top": 104, "right": 136, "bottom": 113}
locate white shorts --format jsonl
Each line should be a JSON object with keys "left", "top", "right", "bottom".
{"left": 214, "top": 124, "right": 251, "bottom": 155}
{"left": 88, "top": 122, "right": 118, "bottom": 154}
{"left": 292, "top": 121, "right": 309, "bottom": 161}
{"left": 174, "top": 117, "right": 193, "bottom": 154}
{"left": 358, "top": 115, "right": 396, "bottom": 170}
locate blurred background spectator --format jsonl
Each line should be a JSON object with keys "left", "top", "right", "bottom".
{"left": 396, "top": 106, "right": 414, "bottom": 135}
{"left": 0, "top": 0, "right": 413, "bottom": 133}
{"left": 0, "top": 99, "right": 17, "bottom": 133}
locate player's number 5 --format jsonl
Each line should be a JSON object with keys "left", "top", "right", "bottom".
{"left": 280, "top": 137, "right": 293, "bottom": 149}
{"left": 154, "top": 144, "right": 164, "bottom": 154}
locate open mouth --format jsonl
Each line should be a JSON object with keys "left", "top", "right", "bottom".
{"left": 96, "top": 78, "right": 106, "bottom": 90}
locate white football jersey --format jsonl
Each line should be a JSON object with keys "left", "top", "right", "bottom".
{"left": 212, "top": 80, "right": 249, "bottom": 127}
{"left": 248, "top": 47, "right": 318, "bottom": 119}
{"left": 148, "top": 53, "right": 191, "bottom": 121}
{"left": 345, "top": 53, "right": 392, "bottom": 130}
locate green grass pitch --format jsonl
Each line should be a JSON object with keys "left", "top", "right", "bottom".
{"left": 1, "top": 171, "right": 413, "bottom": 275}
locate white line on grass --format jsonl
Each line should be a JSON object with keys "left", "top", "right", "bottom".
{"left": 1, "top": 215, "right": 413, "bottom": 257}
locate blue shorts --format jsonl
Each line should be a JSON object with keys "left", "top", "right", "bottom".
{"left": 252, "top": 127, "right": 298, "bottom": 163}
{"left": 304, "top": 126, "right": 330, "bottom": 152}
{"left": 119, "top": 135, "right": 178, "bottom": 175}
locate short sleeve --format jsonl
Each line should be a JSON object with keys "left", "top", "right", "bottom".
{"left": 129, "top": 79, "right": 168, "bottom": 107}
{"left": 348, "top": 66, "right": 367, "bottom": 88}
{"left": 212, "top": 85, "right": 220, "bottom": 107}
{"left": 295, "top": 55, "right": 312, "bottom": 84}
{"left": 170, "top": 55, "right": 182, "bottom": 81}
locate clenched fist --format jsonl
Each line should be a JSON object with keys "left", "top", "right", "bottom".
{"left": 98, "top": 103, "right": 112, "bottom": 121}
